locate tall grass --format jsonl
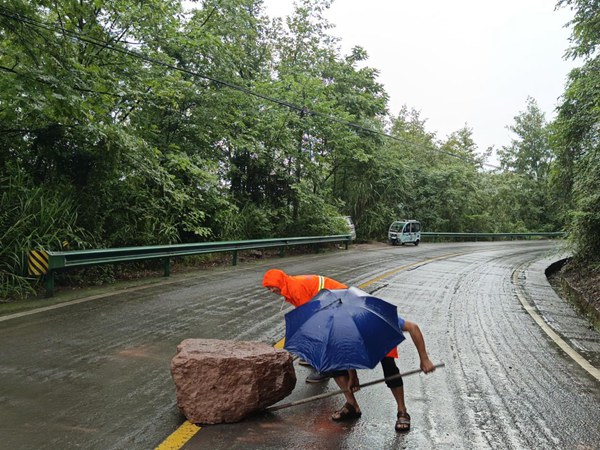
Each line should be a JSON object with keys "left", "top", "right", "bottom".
{"left": 0, "top": 172, "right": 87, "bottom": 300}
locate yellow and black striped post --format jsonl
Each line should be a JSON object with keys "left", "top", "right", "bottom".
{"left": 28, "top": 250, "right": 48, "bottom": 276}
{"left": 28, "top": 250, "right": 55, "bottom": 297}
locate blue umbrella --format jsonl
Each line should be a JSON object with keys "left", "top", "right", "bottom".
{"left": 284, "top": 286, "right": 405, "bottom": 372}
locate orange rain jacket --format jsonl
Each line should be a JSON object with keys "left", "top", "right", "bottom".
{"left": 262, "top": 269, "right": 398, "bottom": 358}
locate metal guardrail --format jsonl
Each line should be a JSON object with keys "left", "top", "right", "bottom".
{"left": 420, "top": 232, "right": 565, "bottom": 242}
{"left": 31, "top": 235, "right": 353, "bottom": 297}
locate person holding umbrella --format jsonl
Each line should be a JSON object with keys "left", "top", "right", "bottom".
{"left": 282, "top": 285, "right": 437, "bottom": 432}
{"left": 329, "top": 317, "right": 436, "bottom": 432}
{"left": 262, "top": 269, "right": 347, "bottom": 383}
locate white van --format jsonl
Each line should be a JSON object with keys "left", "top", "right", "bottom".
{"left": 388, "top": 220, "right": 421, "bottom": 246}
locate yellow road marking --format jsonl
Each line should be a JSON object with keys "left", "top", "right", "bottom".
{"left": 358, "top": 252, "right": 465, "bottom": 289}
{"left": 154, "top": 421, "right": 201, "bottom": 450}
{"left": 512, "top": 268, "right": 600, "bottom": 382}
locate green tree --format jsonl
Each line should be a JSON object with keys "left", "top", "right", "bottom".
{"left": 496, "top": 97, "right": 558, "bottom": 230}
{"left": 498, "top": 97, "right": 553, "bottom": 181}
{"left": 0, "top": 0, "right": 234, "bottom": 246}
{"left": 249, "top": 0, "right": 389, "bottom": 237}
{"left": 554, "top": 0, "right": 600, "bottom": 262}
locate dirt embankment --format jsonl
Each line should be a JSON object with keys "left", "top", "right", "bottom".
{"left": 550, "top": 260, "right": 600, "bottom": 331}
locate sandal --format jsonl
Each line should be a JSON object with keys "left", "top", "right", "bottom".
{"left": 331, "top": 402, "right": 362, "bottom": 421}
{"left": 395, "top": 411, "right": 411, "bottom": 432}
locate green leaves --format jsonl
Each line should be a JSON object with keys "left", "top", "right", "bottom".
{"left": 1, "top": 0, "right": 582, "bottom": 299}
{"left": 498, "top": 97, "right": 553, "bottom": 181}
{"left": 0, "top": 169, "right": 89, "bottom": 299}
{"left": 553, "top": 1, "right": 600, "bottom": 263}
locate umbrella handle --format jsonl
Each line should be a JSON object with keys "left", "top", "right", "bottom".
{"left": 265, "top": 362, "right": 445, "bottom": 412}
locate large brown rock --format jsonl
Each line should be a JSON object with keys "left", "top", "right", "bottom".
{"left": 170, "top": 339, "right": 296, "bottom": 424}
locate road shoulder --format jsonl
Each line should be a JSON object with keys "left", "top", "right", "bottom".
{"left": 524, "top": 254, "right": 600, "bottom": 370}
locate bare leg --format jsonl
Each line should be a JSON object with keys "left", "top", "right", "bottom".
{"left": 330, "top": 374, "right": 363, "bottom": 420}
{"left": 390, "top": 385, "right": 410, "bottom": 431}
{"left": 333, "top": 374, "right": 360, "bottom": 411}
{"left": 390, "top": 386, "right": 406, "bottom": 413}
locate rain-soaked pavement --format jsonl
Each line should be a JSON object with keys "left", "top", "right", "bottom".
{"left": 0, "top": 240, "right": 599, "bottom": 450}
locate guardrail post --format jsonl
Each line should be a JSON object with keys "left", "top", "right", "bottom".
{"left": 232, "top": 250, "right": 238, "bottom": 266}
{"left": 279, "top": 247, "right": 285, "bottom": 258}
{"left": 163, "top": 258, "right": 170, "bottom": 277}
{"left": 44, "top": 272, "right": 55, "bottom": 298}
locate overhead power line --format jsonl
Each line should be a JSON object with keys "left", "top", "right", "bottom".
{"left": 0, "top": 6, "right": 500, "bottom": 169}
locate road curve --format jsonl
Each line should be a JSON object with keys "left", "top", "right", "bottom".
{"left": 0, "top": 240, "right": 598, "bottom": 450}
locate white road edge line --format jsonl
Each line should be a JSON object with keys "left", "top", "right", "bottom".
{"left": 512, "top": 267, "right": 600, "bottom": 382}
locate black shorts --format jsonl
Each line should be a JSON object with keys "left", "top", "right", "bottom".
{"left": 380, "top": 356, "right": 403, "bottom": 388}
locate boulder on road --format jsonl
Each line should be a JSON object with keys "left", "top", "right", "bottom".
{"left": 170, "top": 338, "right": 296, "bottom": 424}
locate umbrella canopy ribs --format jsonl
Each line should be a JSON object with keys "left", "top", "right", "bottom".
{"left": 284, "top": 287, "right": 405, "bottom": 373}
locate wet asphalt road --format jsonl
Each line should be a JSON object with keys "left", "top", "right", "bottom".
{"left": 0, "top": 240, "right": 599, "bottom": 450}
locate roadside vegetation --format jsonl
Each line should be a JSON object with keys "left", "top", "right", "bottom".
{"left": 0, "top": 0, "right": 598, "bottom": 301}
